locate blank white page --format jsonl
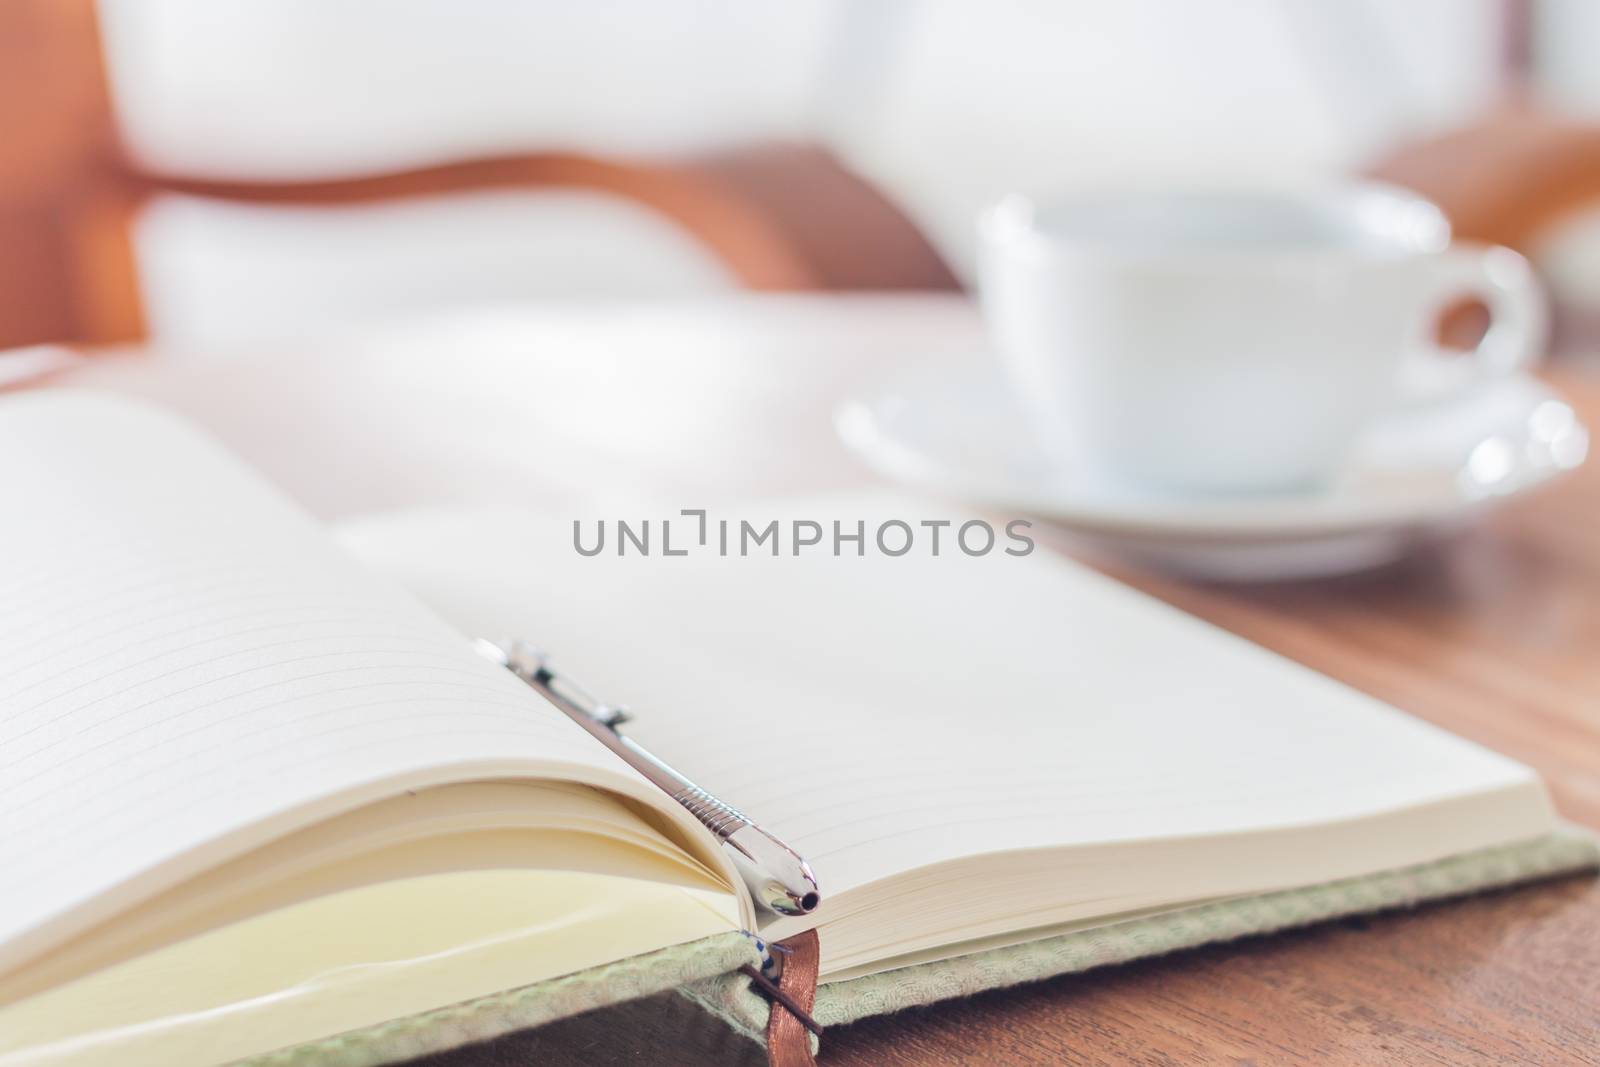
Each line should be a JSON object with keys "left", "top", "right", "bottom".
{"left": 0, "top": 393, "right": 647, "bottom": 977}
{"left": 340, "top": 503, "right": 1551, "bottom": 910}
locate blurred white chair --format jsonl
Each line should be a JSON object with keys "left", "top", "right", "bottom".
{"left": 75, "top": 0, "right": 956, "bottom": 347}
{"left": 17, "top": 0, "right": 1600, "bottom": 352}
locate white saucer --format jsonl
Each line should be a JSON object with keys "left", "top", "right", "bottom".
{"left": 836, "top": 366, "right": 1588, "bottom": 580}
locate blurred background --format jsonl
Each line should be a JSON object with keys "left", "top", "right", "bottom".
{"left": 5, "top": 0, "right": 1600, "bottom": 356}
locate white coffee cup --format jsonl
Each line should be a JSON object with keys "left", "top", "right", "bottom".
{"left": 977, "top": 184, "right": 1548, "bottom": 494}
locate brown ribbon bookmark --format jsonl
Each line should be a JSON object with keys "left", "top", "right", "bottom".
{"left": 746, "top": 930, "right": 821, "bottom": 1067}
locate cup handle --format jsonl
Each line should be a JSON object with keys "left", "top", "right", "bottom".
{"left": 1420, "top": 243, "right": 1548, "bottom": 378}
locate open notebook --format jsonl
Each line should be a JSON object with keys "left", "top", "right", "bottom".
{"left": 0, "top": 392, "right": 1592, "bottom": 1067}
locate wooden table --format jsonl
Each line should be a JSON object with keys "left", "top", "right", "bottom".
{"left": 47, "top": 297, "right": 1600, "bottom": 1065}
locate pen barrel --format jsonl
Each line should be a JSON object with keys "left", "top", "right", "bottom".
{"left": 672, "top": 784, "right": 750, "bottom": 839}
{"left": 481, "top": 640, "right": 818, "bottom": 917}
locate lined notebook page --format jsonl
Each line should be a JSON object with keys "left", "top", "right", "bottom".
{"left": 0, "top": 393, "right": 640, "bottom": 975}
{"left": 341, "top": 505, "right": 1548, "bottom": 905}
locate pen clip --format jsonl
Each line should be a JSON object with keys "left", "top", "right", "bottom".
{"left": 484, "top": 639, "right": 631, "bottom": 729}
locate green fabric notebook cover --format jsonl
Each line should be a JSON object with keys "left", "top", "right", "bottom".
{"left": 245, "top": 829, "right": 1595, "bottom": 1065}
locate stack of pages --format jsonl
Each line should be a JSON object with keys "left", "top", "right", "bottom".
{"left": 0, "top": 392, "right": 1591, "bottom": 1067}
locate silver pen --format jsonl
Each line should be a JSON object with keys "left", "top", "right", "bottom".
{"left": 477, "top": 639, "right": 820, "bottom": 917}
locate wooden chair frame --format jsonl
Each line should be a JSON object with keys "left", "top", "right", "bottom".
{"left": 68, "top": 145, "right": 962, "bottom": 343}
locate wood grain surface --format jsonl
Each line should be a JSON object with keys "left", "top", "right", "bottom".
{"left": 407, "top": 368, "right": 1600, "bottom": 1065}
